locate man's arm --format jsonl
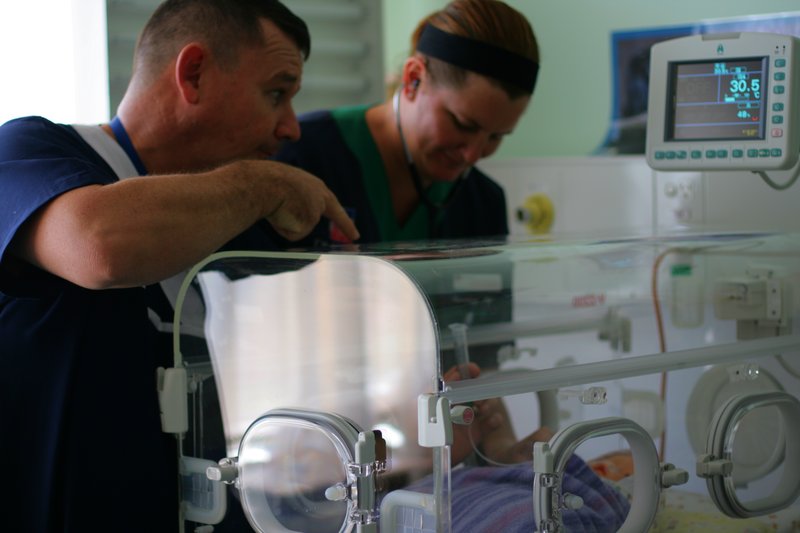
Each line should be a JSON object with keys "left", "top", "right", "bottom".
{"left": 10, "top": 159, "right": 358, "bottom": 289}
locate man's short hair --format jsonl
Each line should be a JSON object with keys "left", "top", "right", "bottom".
{"left": 133, "top": 0, "right": 310, "bottom": 84}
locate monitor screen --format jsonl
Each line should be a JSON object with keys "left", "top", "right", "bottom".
{"left": 666, "top": 57, "right": 767, "bottom": 141}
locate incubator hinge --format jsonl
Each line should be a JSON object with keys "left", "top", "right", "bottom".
{"left": 538, "top": 518, "right": 562, "bottom": 533}
{"left": 347, "top": 460, "right": 384, "bottom": 478}
{"left": 324, "top": 430, "right": 385, "bottom": 530}
{"left": 538, "top": 472, "right": 559, "bottom": 488}
{"left": 351, "top": 430, "right": 383, "bottom": 530}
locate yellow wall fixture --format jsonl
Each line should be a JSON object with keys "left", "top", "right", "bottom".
{"left": 517, "top": 193, "right": 555, "bottom": 234}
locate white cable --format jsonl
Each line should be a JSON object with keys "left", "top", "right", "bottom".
{"left": 753, "top": 157, "right": 800, "bottom": 190}
{"left": 466, "top": 419, "right": 525, "bottom": 468}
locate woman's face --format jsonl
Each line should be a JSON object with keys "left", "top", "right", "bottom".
{"left": 406, "top": 71, "right": 530, "bottom": 183}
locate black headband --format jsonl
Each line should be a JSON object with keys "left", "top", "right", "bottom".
{"left": 416, "top": 23, "right": 538, "bottom": 94}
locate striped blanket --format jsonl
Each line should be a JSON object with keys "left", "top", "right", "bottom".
{"left": 407, "top": 455, "right": 630, "bottom": 532}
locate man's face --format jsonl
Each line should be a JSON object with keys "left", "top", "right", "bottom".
{"left": 188, "top": 19, "right": 304, "bottom": 169}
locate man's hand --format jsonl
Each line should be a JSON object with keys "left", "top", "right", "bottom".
{"left": 261, "top": 161, "right": 359, "bottom": 242}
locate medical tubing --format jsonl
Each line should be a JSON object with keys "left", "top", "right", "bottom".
{"left": 466, "top": 423, "right": 519, "bottom": 467}
{"left": 650, "top": 243, "right": 729, "bottom": 460}
{"left": 447, "top": 319, "right": 518, "bottom": 468}
{"left": 449, "top": 323, "right": 471, "bottom": 380}
{"left": 754, "top": 157, "right": 800, "bottom": 191}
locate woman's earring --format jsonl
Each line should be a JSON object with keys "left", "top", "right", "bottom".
{"left": 407, "top": 79, "right": 420, "bottom": 98}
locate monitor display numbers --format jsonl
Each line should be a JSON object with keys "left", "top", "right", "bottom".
{"left": 667, "top": 57, "right": 767, "bottom": 141}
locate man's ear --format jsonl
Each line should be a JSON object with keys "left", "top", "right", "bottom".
{"left": 175, "top": 43, "right": 206, "bottom": 104}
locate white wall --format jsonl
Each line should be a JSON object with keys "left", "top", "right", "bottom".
{"left": 480, "top": 157, "right": 800, "bottom": 238}
{"left": 0, "top": 0, "right": 108, "bottom": 126}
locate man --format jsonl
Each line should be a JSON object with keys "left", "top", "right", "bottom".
{"left": 0, "top": 1, "right": 357, "bottom": 530}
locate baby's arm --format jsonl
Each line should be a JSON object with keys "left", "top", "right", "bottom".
{"left": 444, "top": 364, "right": 553, "bottom": 465}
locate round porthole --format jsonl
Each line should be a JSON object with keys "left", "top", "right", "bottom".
{"left": 235, "top": 409, "right": 366, "bottom": 533}
{"left": 533, "top": 417, "right": 665, "bottom": 533}
{"left": 698, "top": 391, "right": 800, "bottom": 518}
{"left": 686, "top": 365, "right": 784, "bottom": 486}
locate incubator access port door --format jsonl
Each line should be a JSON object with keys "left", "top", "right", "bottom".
{"left": 686, "top": 364, "right": 787, "bottom": 487}
{"left": 697, "top": 391, "right": 800, "bottom": 518}
{"left": 533, "top": 417, "right": 685, "bottom": 533}
{"left": 213, "top": 408, "right": 386, "bottom": 533}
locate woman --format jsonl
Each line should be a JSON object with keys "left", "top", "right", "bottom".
{"left": 273, "top": 0, "right": 540, "bottom": 245}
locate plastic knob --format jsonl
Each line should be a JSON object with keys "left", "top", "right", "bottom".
{"left": 562, "top": 493, "right": 584, "bottom": 510}
{"left": 661, "top": 463, "right": 689, "bottom": 487}
{"left": 325, "top": 483, "right": 349, "bottom": 502}
{"left": 206, "top": 457, "right": 237, "bottom": 483}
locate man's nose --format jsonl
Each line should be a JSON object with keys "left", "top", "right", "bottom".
{"left": 277, "top": 108, "right": 301, "bottom": 142}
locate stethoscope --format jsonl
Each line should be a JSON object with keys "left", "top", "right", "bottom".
{"left": 392, "top": 87, "right": 467, "bottom": 234}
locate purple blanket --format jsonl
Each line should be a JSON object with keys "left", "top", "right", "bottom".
{"left": 407, "top": 455, "right": 630, "bottom": 532}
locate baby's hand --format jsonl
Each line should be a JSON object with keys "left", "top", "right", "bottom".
{"left": 442, "top": 362, "right": 480, "bottom": 382}
{"left": 443, "top": 364, "right": 554, "bottom": 465}
{"left": 487, "top": 426, "right": 555, "bottom": 464}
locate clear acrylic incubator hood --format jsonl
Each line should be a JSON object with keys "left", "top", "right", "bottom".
{"left": 160, "top": 232, "right": 800, "bottom": 532}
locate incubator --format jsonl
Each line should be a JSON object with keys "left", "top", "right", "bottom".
{"left": 163, "top": 232, "right": 800, "bottom": 532}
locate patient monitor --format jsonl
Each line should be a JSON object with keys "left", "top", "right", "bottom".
{"left": 646, "top": 32, "right": 800, "bottom": 171}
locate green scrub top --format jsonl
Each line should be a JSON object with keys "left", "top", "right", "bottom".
{"left": 331, "top": 105, "right": 453, "bottom": 241}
